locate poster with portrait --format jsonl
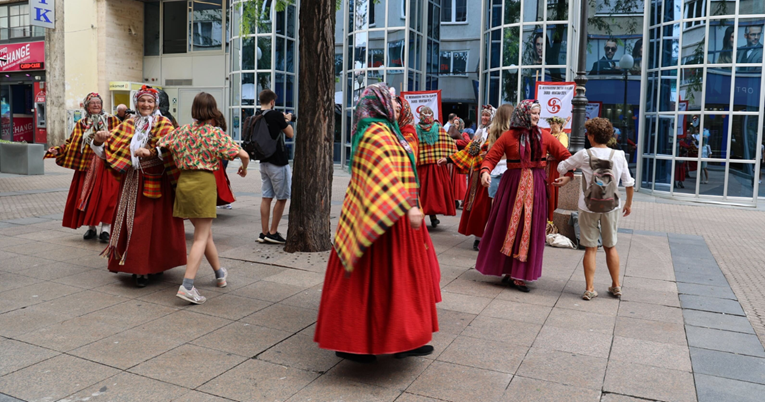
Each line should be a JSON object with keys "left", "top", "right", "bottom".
{"left": 586, "top": 35, "right": 643, "bottom": 76}
{"left": 534, "top": 81, "right": 575, "bottom": 131}
{"left": 401, "top": 90, "right": 443, "bottom": 125}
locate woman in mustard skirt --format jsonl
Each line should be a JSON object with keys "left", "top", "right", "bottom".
{"left": 156, "top": 92, "right": 250, "bottom": 304}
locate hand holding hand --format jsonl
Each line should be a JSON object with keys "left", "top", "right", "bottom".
{"left": 553, "top": 176, "right": 571, "bottom": 187}
{"left": 407, "top": 207, "right": 424, "bottom": 230}
{"left": 47, "top": 147, "right": 58, "bottom": 156}
{"left": 94, "top": 130, "right": 110, "bottom": 144}
{"left": 134, "top": 148, "right": 151, "bottom": 158}
{"left": 481, "top": 172, "right": 491, "bottom": 188}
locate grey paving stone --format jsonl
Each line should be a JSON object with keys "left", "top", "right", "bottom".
{"left": 0, "top": 394, "right": 24, "bottom": 402}
{"left": 683, "top": 309, "right": 756, "bottom": 334}
{"left": 679, "top": 294, "right": 746, "bottom": 316}
{"left": 632, "top": 230, "right": 666, "bottom": 237}
{"left": 690, "top": 347, "right": 765, "bottom": 385}
{"left": 407, "top": 361, "right": 512, "bottom": 402}
{"left": 667, "top": 233, "right": 705, "bottom": 243}
{"left": 0, "top": 222, "right": 18, "bottom": 230}
{"left": 603, "top": 361, "right": 696, "bottom": 402}
{"left": 1, "top": 217, "right": 49, "bottom": 225}
{"left": 695, "top": 373, "right": 765, "bottom": 402}
{"left": 674, "top": 271, "right": 730, "bottom": 287}
{"left": 677, "top": 282, "right": 737, "bottom": 300}
{"left": 670, "top": 245, "right": 715, "bottom": 260}
{"left": 500, "top": 376, "right": 601, "bottom": 402}
{"left": 617, "top": 228, "right": 633, "bottom": 234}
{"left": 516, "top": 348, "right": 608, "bottom": 390}
{"left": 686, "top": 326, "right": 765, "bottom": 357}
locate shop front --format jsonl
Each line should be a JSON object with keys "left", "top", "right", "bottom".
{"left": 0, "top": 41, "right": 46, "bottom": 144}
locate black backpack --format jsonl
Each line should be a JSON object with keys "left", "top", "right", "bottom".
{"left": 242, "top": 110, "right": 284, "bottom": 161}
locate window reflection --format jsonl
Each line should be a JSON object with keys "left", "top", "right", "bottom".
{"left": 707, "top": 22, "right": 736, "bottom": 64}
{"left": 732, "top": 74, "right": 761, "bottom": 112}
{"left": 731, "top": 115, "right": 759, "bottom": 160}
{"left": 728, "top": 163, "right": 755, "bottom": 198}
{"left": 736, "top": 20, "right": 764, "bottom": 71}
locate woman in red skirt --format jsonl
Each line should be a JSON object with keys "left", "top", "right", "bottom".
{"left": 91, "top": 86, "right": 187, "bottom": 287}
{"left": 45, "top": 93, "right": 120, "bottom": 242}
{"left": 439, "top": 105, "right": 496, "bottom": 251}
{"left": 416, "top": 106, "right": 457, "bottom": 228}
{"left": 447, "top": 117, "right": 468, "bottom": 207}
{"left": 315, "top": 83, "right": 440, "bottom": 363}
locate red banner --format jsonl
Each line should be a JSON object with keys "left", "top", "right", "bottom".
{"left": 0, "top": 42, "right": 45, "bottom": 72}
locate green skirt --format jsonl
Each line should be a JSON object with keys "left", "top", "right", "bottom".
{"left": 174, "top": 170, "right": 217, "bottom": 219}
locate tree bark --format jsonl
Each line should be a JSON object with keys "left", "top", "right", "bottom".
{"left": 284, "top": 0, "right": 335, "bottom": 252}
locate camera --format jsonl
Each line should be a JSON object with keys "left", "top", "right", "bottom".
{"left": 284, "top": 113, "right": 297, "bottom": 123}
{"left": 124, "top": 109, "right": 136, "bottom": 116}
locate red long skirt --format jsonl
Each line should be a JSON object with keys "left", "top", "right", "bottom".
{"left": 214, "top": 162, "right": 236, "bottom": 206}
{"left": 449, "top": 165, "right": 467, "bottom": 202}
{"left": 314, "top": 217, "right": 440, "bottom": 355}
{"left": 62, "top": 164, "right": 119, "bottom": 229}
{"left": 546, "top": 160, "right": 560, "bottom": 222}
{"left": 418, "top": 163, "right": 456, "bottom": 216}
{"left": 107, "top": 164, "right": 187, "bottom": 275}
{"left": 458, "top": 172, "right": 492, "bottom": 238}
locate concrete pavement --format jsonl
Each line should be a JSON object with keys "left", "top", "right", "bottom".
{"left": 1, "top": 160, "right": 764, "bottom": 401}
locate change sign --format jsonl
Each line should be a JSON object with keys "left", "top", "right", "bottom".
{"left": 31, "top": 0, "right": 55, "bottom": 29}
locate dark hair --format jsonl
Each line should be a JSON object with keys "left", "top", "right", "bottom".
{"left": 723, "top": 26, "right": 735, "bottom": 50}
{"left": 448, "top": 113, "right": 457, "bottom": 120}
{"left": 584, "top": 117, "right": 614, "bottom": 145}
{"left": 192, "top": 92, "right": 227, "bottom": 131}
{"left": 259, "top": 89, "right": 277, "bottom": 106}
{"left": 632, "top": 38, "right": 643, "bottom": 58}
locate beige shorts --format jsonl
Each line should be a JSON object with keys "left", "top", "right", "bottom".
{"left": 578, "top": 208, "right": 620, "bottom": 248}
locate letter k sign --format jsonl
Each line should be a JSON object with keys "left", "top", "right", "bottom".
{"left": 35, "top": 8, "right": 52, "bottom": 23}
{"left": 31, "top": 0, "right": 55, "bottom": 29}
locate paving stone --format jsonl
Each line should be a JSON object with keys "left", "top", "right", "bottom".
{"left": 674, "top": 270, "right": 730, "bottom": 287}
{"left": 686, "top": 325, "right": 765, "bottom": 357}
{"left": 435, "top": 308, "right": 476, "bottom": 335}
{"left": 481, "top": 299, "right": 552, "bottom": 324}
{"left": 173, "top": 391, "right": 233, "bottom": 402}
{"left": 192, "top": 322, "right": 293, "bottom": 358}
{"left": 495, "top": 287, "right": 561, "bottom": 307}
{"left": 326, "top": 356, "right": 432, "bottom": 391}
{"left": 679, "top": 294, "right": 746, "bottom": 316}
{"left": 0, "top": 281, "right": 83, "bottom": 307}
{"left": 442, "top": 278, "right": 505, "bottom": 298}
{"left": 683, "top": 309, "right": 756, "bottom": 334}
{"left": 393, "top": 393, "right": 443, "bottom": 402}
{"left": 515, "top": 348, "right": 608, "bottom": 390}
{"left": 554, "top": 290, "right": 621, "bottom": 316}
{"left": 69, "top": 328, "right": 185, "bottom": 370}
{"left": 461, "top": 316, "right": 542, "bottom": 347}
{"left": 83, "top": 299, "right": 178, "bottom": 330}
{"left": 17, "top": 314, "right": 126, "bottom": 352}
{"left": 280, "top": 284, "right": 324, "bottom": 310}
{"left": 438, "top": 291, "right": 493, "bottom": 315}
{"left": 437, "top": 335, "right": 527, "bottom": 374}
{"left": 130, "top": 344, "right": 248, "bottom": 388}
{"left": 262, "top": 269, "right": 325, "bottom": 288}
{"left": 610, "top": 336, "right": 692, "bottom": 372}
{"left": 0, "top": 354, "right": 118, "bottom": 402}
{"left": 621, "top": 276, "right": 678, "bottom": 293}
{"left": 599, "top": 395, "right": 650, "bottom": 402}
{"left": 603, "top": 361, "right": 696, "bottom": 402}
{"left": 0, "top": 305, "right": 68, "bottom": 337}
{"left": 258, "top": 333, "right": 342, "bottom": 373}
{"left": 614, "top": 316, "right": 689, "bottom": 346}
{"left": 198, "top": 359, "right": 319, "bottom": 402}
{"left": 241, "top": 303, "right": 317, "bottom": 333}
{"left": 34, "top": 289, "right": 126, "bottom": 319}
{"left": 136, "top": 310, "right": 232, "bottom": 343}
{"left": 618, "top": 301, "right": 684, "bottom": 324}
{"left": 531, "top": 325, "right": 613, "bottom": 359}
{"left": 63, "top": 372, "right": 190, "bottom": 402}
{"left": 407, "top": 361, "right": 512, "bottom": 402}
{"left": 0, "top": 338, "right": 59, "bottom": 377}
{"left": 287, "top": 375, "right": 401, "bottom": 402}
{"left": 695, "top": 373, "right": 765, "bottom": 402}
{"left": 192, "top": 293, "right": 272, "bottom": 321}
{"left": 690, "top": 347, "right": 765, "bottom": 385}
{"left": 544, "top": 308, "right": 616, "bottom": 335}
{"left": 500, "top": 376, "right": 601, "bottom": 402}
{"left": 231, "top": 280, "right": 305, "bottom": 302}
{"left": 677, "top": 282, "right": 737, "bottom": 300}
{"left": 0, "top": 271, "right": 41, "bottom": 292}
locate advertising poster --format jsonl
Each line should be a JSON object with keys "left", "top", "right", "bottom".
{"left": 401, "top": 90, "right": 443, "bottom": 125}
{"left": 534, "top": 81, "right": 575, "bottom": 130}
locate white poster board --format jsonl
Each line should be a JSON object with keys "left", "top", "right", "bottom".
{"left": 534, "top": 82, "right": 575, "bottom": 130}
{"left": 401, "top": 90, "right": 443, "bottom": 126}
{"left": 586, "top": 102, "right": 602, "bottom": 121}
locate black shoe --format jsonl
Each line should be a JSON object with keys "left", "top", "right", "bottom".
{"left": 83, "top": 229, "right": 97, "bottom": 240}
{"left": 394, "top": 345, "right": 434, "bottom": 359}
{"left": 455, "top": 200, "right": 461, "bottom": 209}
{"left": 135, "top": 275, "right": 148, "bottom": 288}
{"left": 265, "top": 232, "right": 286, "bottom": 244}
{"left": 430, "top": 215, "right": 440, "bottom": 228}
{"left": 473, "top": 239, "right": 480, "bottom": 251}
{"left": 335, "top": 352, "right": 376, "bottom": 363}
{"left": 257, "top": 233, "right": 266, "bottom": 243}
{"left": 99, "top": 232, "right": 110, "bottom": 243}
{"left": 510, "top": 281, "right": 530, "bottom": 293}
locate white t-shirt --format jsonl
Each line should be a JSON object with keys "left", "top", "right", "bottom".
{"left": 557, "top": 147, "right": 635, "bottom": 213}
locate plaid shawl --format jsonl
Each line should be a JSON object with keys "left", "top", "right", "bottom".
{"left": 334, "top": 122, "right": 419, "bottom": 273}
{"left": 103, "top": 116, "right": 179, "bottom": 186}
{"left": 44, "top": 115, "right": 120, "bottom": 171}
{"left": 417, "top": 124, "right": 457, "bottom": 166}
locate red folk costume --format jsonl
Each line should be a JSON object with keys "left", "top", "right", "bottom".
{"left": 477, "top": 100, "right": 573, "bottom": 283}
{"left": 44, "top": 93, "right": 121, "bottom": 233}
{"left": 315, "top": 84, "right": 440, "bottom": 357}
{"left": 543, "top": 116, "right": 570, "bottom": 223}
{"left": 416, "top": 106, "right": 457, "bottom": 220}
{"left": 94, "top": 86, "right": 187, "bottom": 276}
{"left": 448, "top": 119, "right": 469, "bottom": 202}
{"left": 449, "top": 106, "right": 496, "bottom": 239}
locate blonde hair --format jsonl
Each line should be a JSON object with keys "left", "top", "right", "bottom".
{"left": 487, "top": 104, "right": 515, "bottom": 148}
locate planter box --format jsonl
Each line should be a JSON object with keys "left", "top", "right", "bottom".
{"left": 0, "top": 142, "right": 45, "bottom": 175}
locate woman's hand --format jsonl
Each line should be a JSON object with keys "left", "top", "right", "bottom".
{"left": 407, "top": 207, "right": 424, "bottom": 229}
{"left": 47, "top": 147, "right": 58, "bottom": 156}
{"left": 237, "top": 166, "right": 247, "bottom": 177}
{"left": 134, "top": 148, "right": 151, "bottom": 158}
{"left": 437, "top": 158, "right": 448, "bottom": 166}
{"left": 553, "top": 176, "right": 571, "bottom": 187}
{"left": 237, "top": 149, "right": 250, "bottom": 177}
{"left": 481, "top": 171, "right": 491, "bottom": 188}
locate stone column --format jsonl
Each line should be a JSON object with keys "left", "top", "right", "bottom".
{"left": 44, "top": 0, "right": 66, "bottom": 146}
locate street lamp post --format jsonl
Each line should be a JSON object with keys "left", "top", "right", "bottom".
{"left": 619, "top": 54, "right": 634, "bottom": 164}
{"left": 570, "top": 0, "right": 589, "bottom": 154}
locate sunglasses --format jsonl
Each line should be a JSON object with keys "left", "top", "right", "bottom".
{"left": 605, "top": 46, "right": 617, "bottom": 52}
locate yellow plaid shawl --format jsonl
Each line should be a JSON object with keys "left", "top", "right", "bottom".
{"left": 334, "top": 122, "right": 419, "bottom": 272}
{"left": 417, "top": 125, "right": 457, "bottom": 166}
{"left": 103, "top": 116, "right": 180, "bottom": 186}
{"left": 44, "top": 116, "right": 120, "bottom": 171}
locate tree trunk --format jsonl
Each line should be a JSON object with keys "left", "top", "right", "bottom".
{"left": 284, "top": 0, "right": 335, "bottom": 252}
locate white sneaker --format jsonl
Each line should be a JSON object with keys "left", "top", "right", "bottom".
{"left": 216, "top": 267, "right": 228, "bottom": 288}
{"left": 176, "top": 285, "right": 207, "bottom": 304}
{"left": 216, "top": 204, "right": 233, "bottom": 210}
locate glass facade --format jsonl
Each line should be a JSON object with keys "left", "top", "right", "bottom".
{"left": 228, "top": 0, "right": 297, "bottom": 158}
{"left": 481, "top": 0, "right": 574, "bottom": 107}
{"left": 642, "top": 0, "right": 765, "bottom": 204}
{"left": 340, "top": 0, "right": 431, "bottom": 166}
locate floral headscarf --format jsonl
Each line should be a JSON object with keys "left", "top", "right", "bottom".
{"left": 417, "top": 106, "right": 441, "bottom": 145}
{"left": 131, "top": 86, "right": 162, "bottom": 168}
{"left": 397, "top": 96, "right": 414, "bottom": 128}
{"left": 479, "top": 105, "right": 497, "bottom": 129}
{"left": 511, "top": 100, "right": 543, "bottom": 168}
{"left": 80, "top": 93, "right": 108, "bottom": 154}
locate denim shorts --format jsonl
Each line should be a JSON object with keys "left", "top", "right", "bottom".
{"left": 260, "top": 162, "right": 292, "bottom": 200}
{"left": 488, "top": 173, "right": 503, "bottom": 198}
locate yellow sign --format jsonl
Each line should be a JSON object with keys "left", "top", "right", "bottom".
{"left": 109, "top": 81, "right": 130, "bottom": 91}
